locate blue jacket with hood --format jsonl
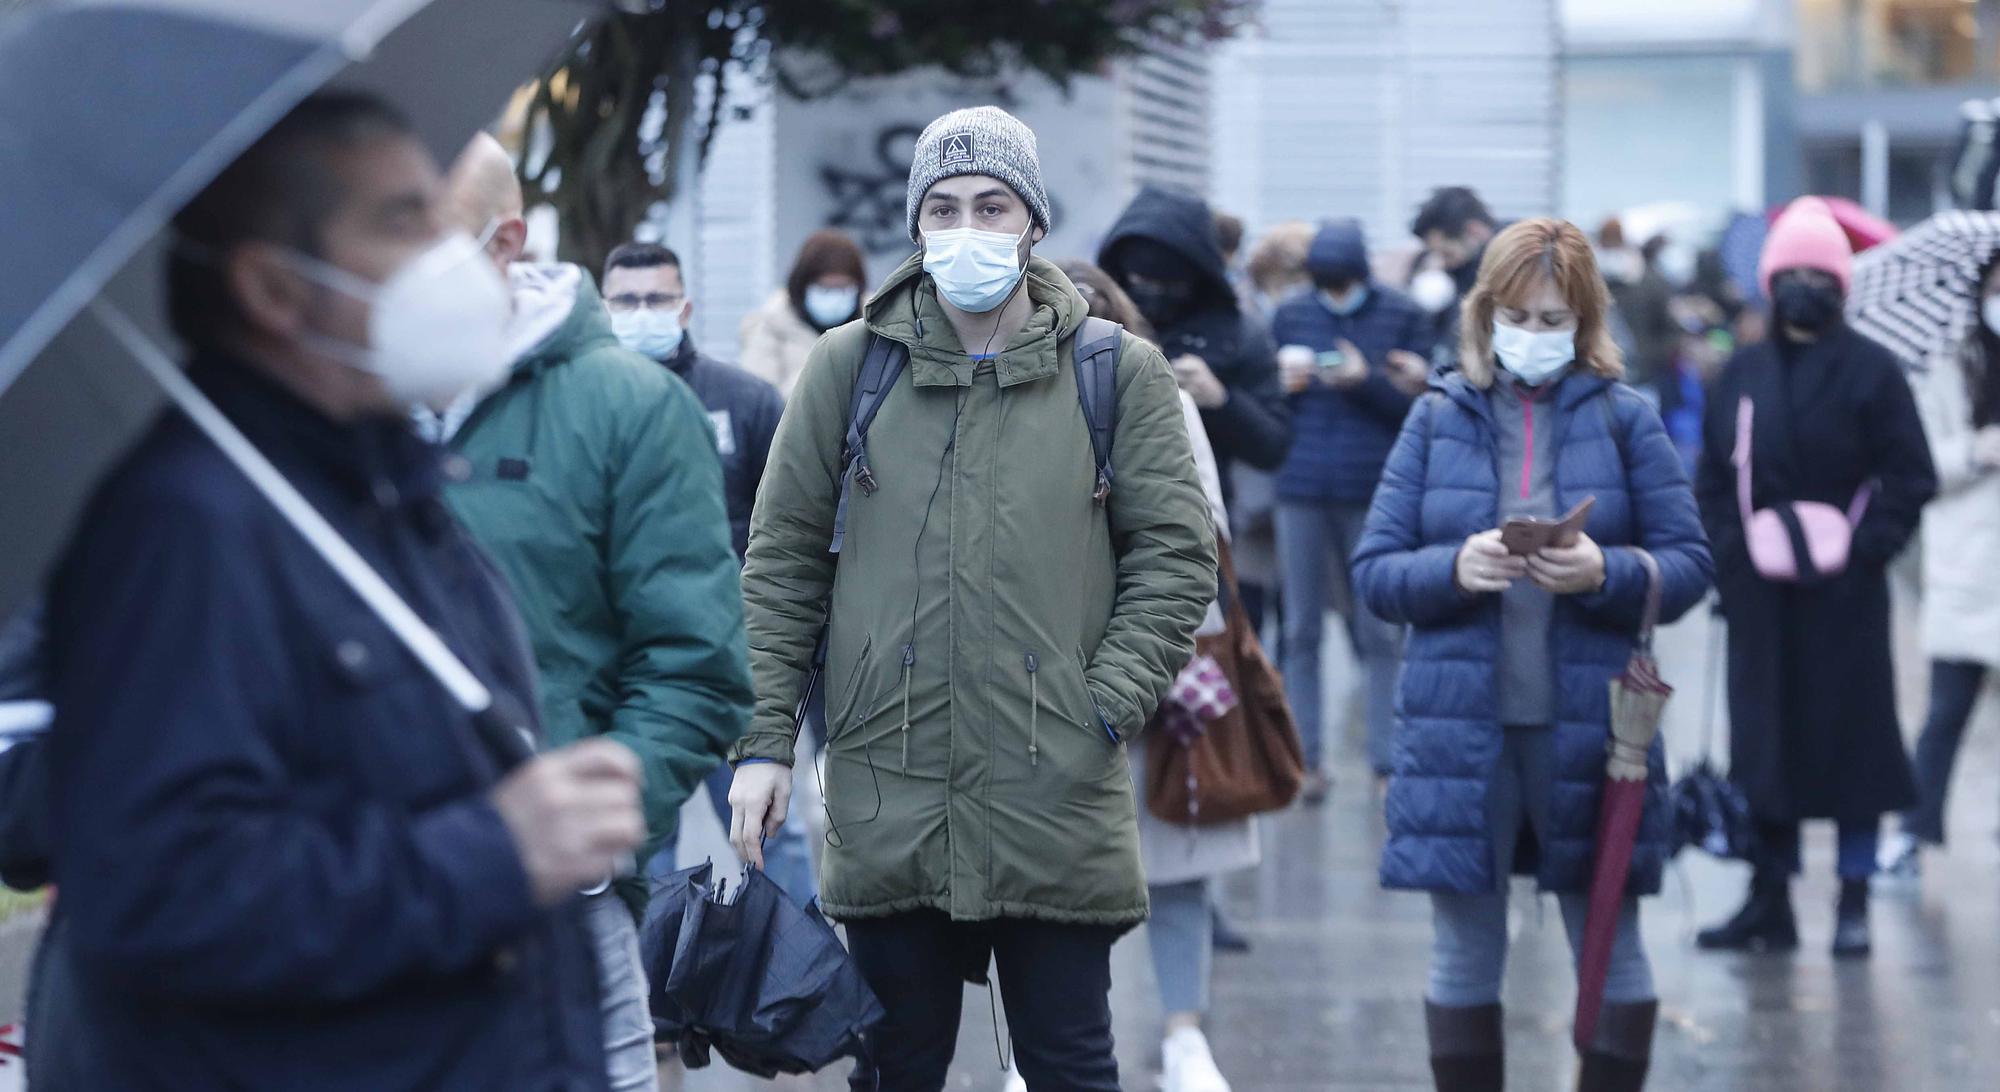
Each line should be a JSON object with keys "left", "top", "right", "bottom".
{"left": 1272, "top": 220, "right": 1436, "bottom": 504}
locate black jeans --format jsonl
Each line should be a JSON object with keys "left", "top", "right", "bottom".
{"left": 1905, "top": 659, "right": 1988, "bottom": 844}
{"left": 844, "top": 912, "right": 1121, "bottom": 1092}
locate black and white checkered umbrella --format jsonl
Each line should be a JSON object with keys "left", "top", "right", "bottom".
{"left": 1848, "top": 210, "right": 2000, "bottom": 373}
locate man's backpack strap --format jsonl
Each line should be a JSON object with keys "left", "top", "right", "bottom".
{"left": 830, "top": 334, "right": 909, "bottom": 555}
{"left": 1072, "top": 316, "right": 1123, "bottom": 506}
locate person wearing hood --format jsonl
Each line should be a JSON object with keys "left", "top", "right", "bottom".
{"left": 1353, "top": 219, "right": 1712, "bottom": 1091}
{"left": 1693, "top": 197, "right": 1936, "bottom": 958}
{"left": 599, "top": 240, "right": 816, "bottom": 911}
{"left": 1270, "top": 219, "right": 1434, "bottom": 793}
{"left": 1098, "top": 186, "right": 1293, "bottom": 496}
{"left": 726, "top": 106, "right": 1215, "bottom": 1092}
{"left": 433, "top": 135, "right": 755, "bottom": 1092}
{"left": 740, "top": 228, "right": 869, "bottom": 399}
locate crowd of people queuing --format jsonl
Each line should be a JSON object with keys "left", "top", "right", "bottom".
{"left": 0, "top": 83, "right": 1993, "bottom": 1092}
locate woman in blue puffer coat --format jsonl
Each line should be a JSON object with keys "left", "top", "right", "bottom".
{"left": 1352, "top": 219, "right": 1713, "bottom": 1092}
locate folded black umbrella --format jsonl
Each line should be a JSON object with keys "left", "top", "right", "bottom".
{"left": 641, "top": 862, "right": 884, "bottom": 1079}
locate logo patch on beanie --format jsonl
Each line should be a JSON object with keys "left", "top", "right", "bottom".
{"left": 940, "top": 132, "right": 976, "bottom": 169}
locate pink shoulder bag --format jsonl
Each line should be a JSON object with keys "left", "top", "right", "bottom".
{"left": 1733, "top": 396, "right": 1871, "bottom": 582}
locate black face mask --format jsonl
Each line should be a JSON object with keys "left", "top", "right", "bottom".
{"left": 1126, "top": 281, "right": 1195, "bottom": 326}
{"left": 1771, "top": 276, "right": 1843, "bottom": 333}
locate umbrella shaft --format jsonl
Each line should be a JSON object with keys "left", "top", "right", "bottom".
{"left": 90, "top": 301, "right": 494, "bottom": 715}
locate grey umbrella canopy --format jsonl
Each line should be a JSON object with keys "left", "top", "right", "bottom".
{"left": 0, "top": 0, "right": 596, "bottom": 620}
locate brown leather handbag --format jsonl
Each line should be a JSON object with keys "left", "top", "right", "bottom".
{"left": 1145, "top": 538, "right": 1305, "bottom": 825}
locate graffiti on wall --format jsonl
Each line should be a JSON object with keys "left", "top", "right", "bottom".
{"left": 818, "top": 121, "right": 1062, "bottom": 258}
{"left": 819, "top": 124, "right": 922, "bottom": 258}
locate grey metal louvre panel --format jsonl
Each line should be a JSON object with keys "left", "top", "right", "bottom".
{"left": 693, "top": 64, "right": 774, "bottom": 361}
{"left": 1119, "top": 36, "right": 1212, "bottom": 197}
{"left": 1211, "top": 0, "right": 1557, "bottom": 248}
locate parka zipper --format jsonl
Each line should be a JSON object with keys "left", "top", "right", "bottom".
{"left": 1024, "top": 651, "right": 1041, "bottom": 767}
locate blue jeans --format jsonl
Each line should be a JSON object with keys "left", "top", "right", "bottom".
{"left": 1277, "top": 500, "right": 1405, "bottom": 774}
{"left": 1427, "top": 726, "right": 1655, "bottom": 1007}
{"left": 584, "top": 890, "right": 660, "bottom": 1091}
{"left": 1146, "top": 879, "right": 1212, "bottom": 1016}
{"left": 652, "top": 758, "right": 817, "bottom": 906}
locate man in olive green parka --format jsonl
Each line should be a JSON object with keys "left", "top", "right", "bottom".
{"left": 727, "top": 107, "right": 1215, "bottom": 1092}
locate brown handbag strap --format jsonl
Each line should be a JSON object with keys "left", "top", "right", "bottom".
{"left": 1213, "top": 537, "right": 1250, "bottom": 634}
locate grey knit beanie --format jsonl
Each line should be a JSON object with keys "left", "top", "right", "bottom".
{"left": 904, "top": 106, "right": 1051, "bottom": 243}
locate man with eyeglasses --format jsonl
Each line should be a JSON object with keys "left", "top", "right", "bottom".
{"left": 426, "top": 134, "right": 754, "bottom": 1092}
{"left": 599, "top": 242, "right": 815, "bottom": 908}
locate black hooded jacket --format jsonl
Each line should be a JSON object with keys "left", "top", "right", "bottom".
{"left": 1099, "top": 187, "right": 1292, "bottom": 476}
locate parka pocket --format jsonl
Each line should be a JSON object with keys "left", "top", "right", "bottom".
{"left": 827, "top": 635, "right": 874, "bottom": 735}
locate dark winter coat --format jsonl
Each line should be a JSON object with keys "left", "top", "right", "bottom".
{"left": 1353, "top": 370, "right": 1713, "bottom": 895}
{"left": 1273, "top": 222, "right": 1436, "bottom": 503}
{"left": 1695, "top": 325, "right": 1937, "bottom": 822}
{"left": 0, "top": 600, "right": 47, "bottom": 891}
{"left": 1098, "top": 187, "right": 1292, "bottom": 479}
{"left": 40, "top": 361, "right": 606, "bottom": 1091}
{"left": 440, "top": 267, "right": 752, "bottom": 870}
{"left": 662, "top": 335, "right": 785, "bottom": 561}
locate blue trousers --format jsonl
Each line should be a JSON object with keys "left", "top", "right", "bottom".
{"left": 1146, "top": 879, "right": 1212, "bottom": 1016}
{"left": 1427, "top": 726, "right": 1655, "bottom": 1007}
{"left": 1276, "top": 500, "right": 1405, "bottom": 774}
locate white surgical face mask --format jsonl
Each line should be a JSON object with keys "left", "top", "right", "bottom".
{"left": 281, "top": 231, "right": 511, "bottom": 407}
{"left": 804, "top": 284, "right": 860, "bottom": 328}
{"left": 611, "top": 307, "right": 685, "bottom": 361}
{"left": 921, "top": 225, "right": 1029, "bottom": 313}
{"left": 1491, "top": 320, "right": 1575, "bottom": 387}
{"left": 1410, "top": 268, "right": 1458, "bottom": 313}
{"left": 1982, "top": 295, "right": 2000, "bottom": 337}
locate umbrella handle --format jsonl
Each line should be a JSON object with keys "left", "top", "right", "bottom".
{"left": 90, "top": 300, "right": 497, "bottom": 718}
{"left": 1633, "top": 549, "right": 1663, "bottom": 654}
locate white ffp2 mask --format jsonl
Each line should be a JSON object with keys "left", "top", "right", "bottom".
{"left": 282, "top": 231, "right": 511, "bottom": 408}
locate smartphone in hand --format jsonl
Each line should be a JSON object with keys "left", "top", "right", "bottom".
{"left": 1499, "top": 496, "right": 1595, "bottom": 556}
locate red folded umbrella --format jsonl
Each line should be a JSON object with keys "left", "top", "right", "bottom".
{"left": 1574, "top": 553, "right": 1673, "bottom": 1053}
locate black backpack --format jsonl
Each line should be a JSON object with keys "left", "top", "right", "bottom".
{"left": 828, "top": 316, "right": 1124, "bottom": 555}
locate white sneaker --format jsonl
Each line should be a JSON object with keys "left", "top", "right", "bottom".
{"left": 1000, "top": 1064, "right": 1027, "bottom": 1092}
{"left": 1161, "top": 1026, "right": 1231, "bottom": 1092}
{"left": 1875, "top": 830, "right": 1922, "bottom": 888}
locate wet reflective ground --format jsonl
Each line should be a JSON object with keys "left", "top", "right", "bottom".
{"left": 678, "top": 606, "right": 2000, "bottom": 1090}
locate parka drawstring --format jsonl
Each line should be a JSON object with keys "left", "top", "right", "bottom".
{"left": 899, "top": 643, "right": 914, "bottom": 772}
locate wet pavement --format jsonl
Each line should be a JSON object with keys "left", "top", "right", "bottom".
{"left": 674, "top": 604, "right": 2000, "bottom": 1091}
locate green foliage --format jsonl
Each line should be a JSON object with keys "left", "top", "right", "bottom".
{"left": 517, "top": 0, "right": 1250, "bottom": 269}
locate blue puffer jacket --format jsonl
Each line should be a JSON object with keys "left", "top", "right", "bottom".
{"left": 1273, "top": 222, "right": 1436, "bottom": 503}
{"left": 1352, "top": 369, "right": 1713, "bottom": 895}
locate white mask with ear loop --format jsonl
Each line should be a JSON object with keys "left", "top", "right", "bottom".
{"left": 279, "top": 231, "right": 512, "bottom": 408}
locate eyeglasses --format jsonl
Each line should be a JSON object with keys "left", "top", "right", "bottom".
{"left": 606, "top": 293, "right": 685, "bottom": 313}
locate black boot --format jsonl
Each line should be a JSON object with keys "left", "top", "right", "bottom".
{"left": 1577, "top": 999, "right": 1656, "bottom": 1091}
{"left": 1696, "top": 867, "right": 1797, "bottom": 952}
{"left": 1426, "top": 1001, "right": 1503, "bottom": 1091}
{"left": 1832, "top": 879, "right": 1872, "bottom": 958}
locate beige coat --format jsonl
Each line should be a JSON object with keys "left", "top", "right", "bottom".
{"left": 737, "top": 290, "right": 822, "bottom": 399}
{"left": 1914, "top": 340, "right": 2000, "bottom": 668}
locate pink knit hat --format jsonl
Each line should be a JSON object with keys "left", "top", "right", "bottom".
{"left": 1758, "top": 196, "right": 1852, "bottom": 296}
